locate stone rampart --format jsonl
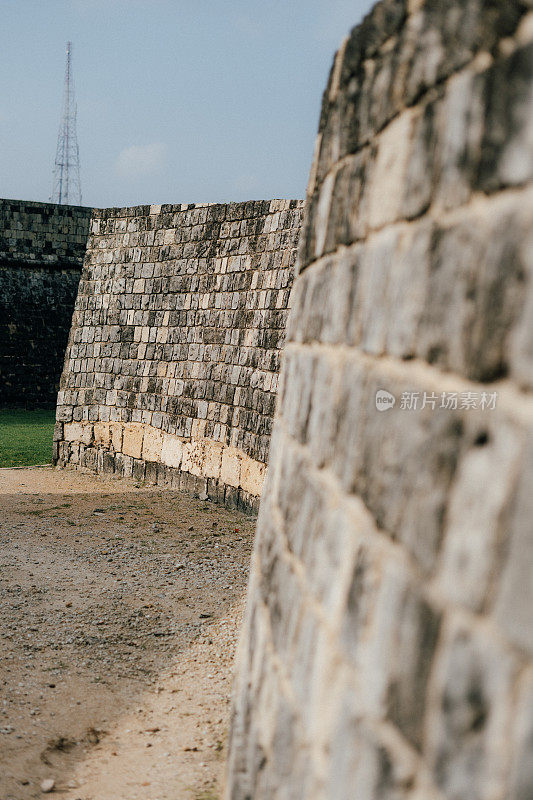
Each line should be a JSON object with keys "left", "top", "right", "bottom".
{"left": 0, "top": 199, "right": 92, "bottom": 407}
{"left": 54, "top": 200, "right": 303, "bottom": 510}
{"left": 227, "top": 1, "right": 533, "bottom": 798}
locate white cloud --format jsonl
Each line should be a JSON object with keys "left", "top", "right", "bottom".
{"left": 115, "top": 142, "right": 167, "bottom": 179}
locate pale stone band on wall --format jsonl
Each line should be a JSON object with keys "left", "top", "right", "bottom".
{"left": 56, "top": 420, "right": 267, "bottom": 510}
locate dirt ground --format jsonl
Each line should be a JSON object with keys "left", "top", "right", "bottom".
{"left": 0, "top": 466, "right": 255, "bottom": 800}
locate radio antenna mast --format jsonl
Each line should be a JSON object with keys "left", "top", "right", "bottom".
{"left": 51, "top": 42, "right": 82, "bottom": 205}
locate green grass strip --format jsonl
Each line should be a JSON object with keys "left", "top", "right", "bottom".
{"left": 0, "top": 408, "right": 56, "bottom": 468}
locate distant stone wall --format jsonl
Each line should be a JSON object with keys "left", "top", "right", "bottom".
{"left": 227, "top": 2, "right": 533, "bottom": 799}
{"left": 0, "top": 199, "right": 92, "bottom": 407}
{"left": 54, "top": 200, "right": 303, "bottom": 510}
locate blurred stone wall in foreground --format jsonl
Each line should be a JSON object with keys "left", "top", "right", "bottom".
{"left": 227, "top": 0, "right": 533, "bottom": 797}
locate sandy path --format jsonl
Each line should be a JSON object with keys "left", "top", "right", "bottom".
{"left": 0, "top": 467, "right": 254, "bottom": 800}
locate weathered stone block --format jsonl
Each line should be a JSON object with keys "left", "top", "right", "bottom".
{"left": 416, "top": 192, "right": 530, "bottom": 382}
{"left": 493, "top": 433, "right": 533, "bottom": 654}
{"left": 221, "top": 446, "right": 243, "bottom": 488}
{"left": 240, "top": 456, "right": 266, "bottom": 497}
{"left": 144, "top": 461, "right": 158, "bottom": 485}
{"left": 110, "top": 422, "right": 123, "bottom": 452}
{"left": 53, "top": 422, "right": 64, "bottom": 443}
{"left": 385, "top": 585, "right": 441, "bottom": 749}
{"left": 181, "top": 439, "right": 206, "bottom": 478}
{"left": 63, "top": 421, "right": 92, "bottom": 445}
{"left": 326, "top": 688, "right": 416, "bottom": 800}
{"left": 436, "top": 416, "right": 523, "bottom": 611}
{"left": 122, "top": 423, "right": 145, "bottom": 460}
{"left": 384, "top": 220, "right": 433, "bottom": 358}
{"left": 509, "top": 223, "right": 533, "bottom": 390}
{"left": 426, "top": 619, "right": 517, "bottom": 800}
{"left": 508, "top": 669, "right": 533, "bottom": 800}
{"left": 433, "top": 68, "right": 485, "bottom": 212}
{"left": 368, "top": 110, "right": 414, "bottom": 230}
{"left": 160, "top": 432, "right": 183, "bottom": 469}
{"left": 142, "top": 426, "right": 164, "bottom": 463}
{"left": 478, "top": 42, "right": 533, "bottom": 192}
{"left": 202, "top": 439, "right": 224, "bottom": 480}
{"left": 93, "top": 422, "right": 111, "bottom": 447}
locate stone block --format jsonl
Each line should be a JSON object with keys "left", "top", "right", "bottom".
{"left": 509, "top": 223, "right": 533, "bottom": 391}
{"left": 142, "top": 426, "right": 164, "bottom": 463}
{"left": 240, "top": 456, "right": 265, "bottom": 497}
{"left": 53, "top": 422, "right": 63, "bottom": 443}
{"left": 313, "top": 171, "right": 336, "bottom": 260}
{"left": 433, "top": 68, "right": 485, "bottom": 212}
{"left": 132, "top": 459, "right": 146, "bottom": 483}
{"left": 426, "top": 618, "right": 517, "bottom": 800}
{"left": 221, "top": 446, "right": 243, "bottom": 488}
{"left": 494, "top": 433, "right": 533, "bottom": 654}
{"left": 63, "top": 422, "right": 93, "bottom": 445}
{"left": 339, "top": 539, "right": 381, "bottom": 669}
{"left": 368, "top": 110, "right": 414, "bottom": 230}
{"left": 384, "top": 220, "right": 433, "bottom": 358}
{"left": 325, "top": 689, "right": 416, "bottom": 800}
{"left": 110, "top": 422, "right": 123, "bottom": 452}
{"left": 385, "top": 585, "right": 441, "bottom": 749}
{"left": 356, "top": 226, "right": 401, "bottom": 354}
{"left": 478, "top": 42, "right": 533, "bottom": 192}
{"left": 304, "top": 501, "right": 365, "bottom": 625}
{"left": 436, "top": 416, "right": 523, "bottom": 611}
{"left": 323, "top": 149, "right": 370, "bottom": 250}
{"left": 508, "top": 669, "right": 533, "bottom": 800}
{"left": 201, "top": 439, "right": 224, "bottom": 479}
{"left": 402, "top": 101, "right": 438, "bottom": 220}
{"left": 56, "top": 405, "right": 73, "bottom": 423}
{"left": 416, "top": 192, "right": 530, "bottom": 382}
{"left": 181, "top": 439, "right": 206, "bottom": 478}
{"left": 160, "top": 432, "right": 183, "bottom": 469}
{"left": 80, "top": 446, "right": 97, "bottom": 471}
{"left": 224, "top": 485, "right": 242, "bottom": 509}
{"left": 122, "top": 423, "right": 145, "bottom": 460}
{"left": 144, "top": 461, "right": 158, "bottom": 484}
{"left": 93, "top": 422, "right": 111, "bottom": 447}
{"left": 102, "top": 451, "right": 115, "bottom": 474}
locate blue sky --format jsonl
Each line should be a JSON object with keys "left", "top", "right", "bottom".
{"left": 1, "top": 0, "right": 374, "bottom": 208}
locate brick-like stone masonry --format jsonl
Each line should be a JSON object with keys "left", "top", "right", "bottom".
{"left": 0, "top": 200, "right": 92, "bottom": 407}
{"left": 227, "top": 1, "right": 533, "bottom": 799}
{"left": 54, "top": 200, "right": 303, "bottom": 511}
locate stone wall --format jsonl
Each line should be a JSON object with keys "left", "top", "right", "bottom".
{"left": 227, "top": 1, "right": 533, "bottom": 798}
{"left": 54, "top": 200, "right": 303, "bottom": 511}
{"left": 0, "top": 199, "right": 92, "bottom": 407}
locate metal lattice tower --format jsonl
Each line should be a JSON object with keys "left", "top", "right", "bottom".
{"left": 51, "top": 42, "right": 82, "bottom": 205}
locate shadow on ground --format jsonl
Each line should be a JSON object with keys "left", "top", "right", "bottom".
{"left": 0, "top": 468, "right": 255, "bottom": 800}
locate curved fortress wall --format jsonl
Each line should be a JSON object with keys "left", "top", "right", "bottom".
{"left": 0, "top": 200, "right": 91, "bottom": 407}
{"left": 228, "top": 1, "right": 533, "bottom": 798}
{"left": 54, "top": 200, "right": 303, "bottom": 510}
